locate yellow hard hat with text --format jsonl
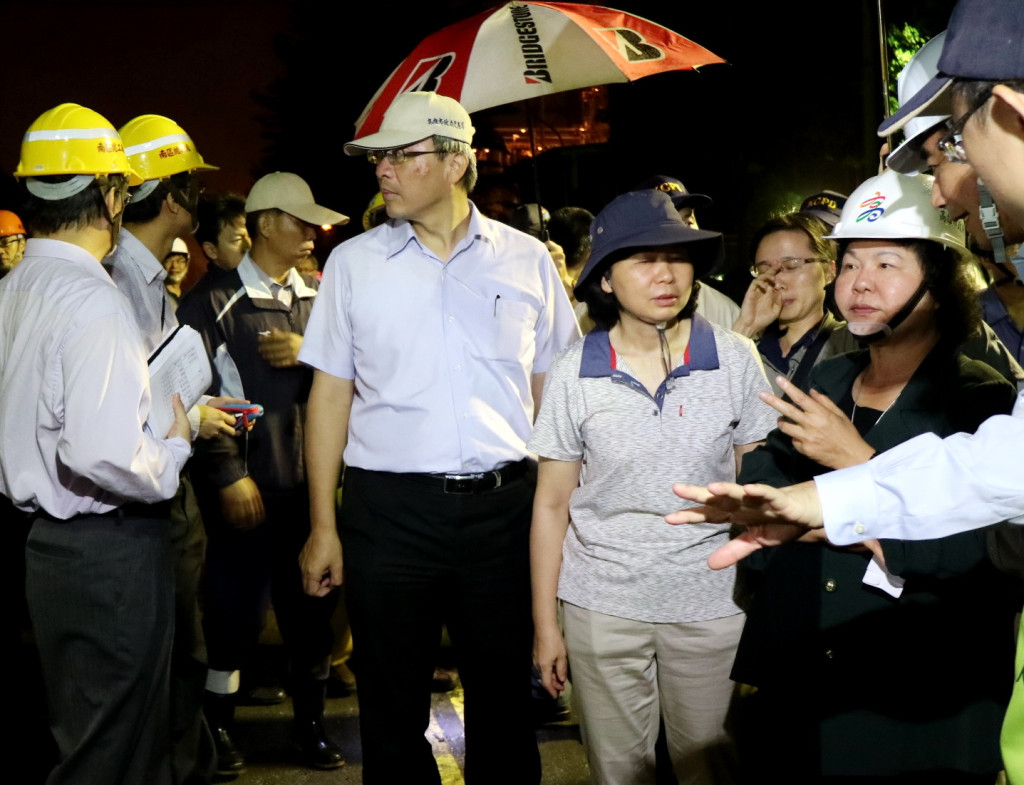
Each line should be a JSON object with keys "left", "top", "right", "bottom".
{"left": 119, "top": 114, "right": 218, "bottom": 182}
{"left": 14, "top": 103, "right": 142, "bottom": 185}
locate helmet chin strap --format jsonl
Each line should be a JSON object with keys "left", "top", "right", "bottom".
{"left": 167, "top": 176, "right": 200, "bottom": 234}
{"left": 846, "top": 279, "right": 929, "bottom": 344}
{"left": 977, "top": 179, "right": 1024, "bottom": 285}
{"left": 98, "top": 175, "right": 129, "bottom": 258}
{"left": 129, "top": 176, "right": 201, "bottom": 235}
{"left": 655, "top": 321, "right": 672, "bottom": 379}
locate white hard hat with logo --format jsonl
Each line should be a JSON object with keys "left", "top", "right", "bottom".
{"left": 828, "top": 170, "right": 965, "bottom": 341}
{"left": 828, "top": 170, "right": 965, "bottom": 250}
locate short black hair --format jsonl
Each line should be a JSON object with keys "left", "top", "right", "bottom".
{"left": 548, "top": 207, "right": 594, "bottom": 272}
{"left": 123, "top": 182, "right": 168, "bottom": 224}
{"left": 195, "top": 193, "right": 247, "bottom": 250}
{"left": 837, "top": 238, "right": 979, "bottom": 348}
{"left": 950, "top": 78, "right": 1024, "bottom": 124}
{"left": 20, "top": 175, "right": 116, "bottom": 236}
{"left": 579, "top": 247, "right": 702, "bottom": 330}
{"left": 750, "top": 212, "right": 836, "bottom": 265}
{"left": 123, "top": 172, "right": 195, "bottom": 225}
{"left": 245, "top": 208, "right": 271, "bottom": 245}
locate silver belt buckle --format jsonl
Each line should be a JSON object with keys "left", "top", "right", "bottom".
{"left": 443, "top": 472, "right": 484, "bottom": 494}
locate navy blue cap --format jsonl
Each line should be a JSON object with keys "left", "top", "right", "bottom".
{"left": 632, "top": 175, "right": 712, "bottom": 210}
{"left": 799, "top": 190, "right": 848, "bottom": 228}
{"left": 574, "top": 190, "right": 723, "bottom": 300}
{"left": 879, "top": 0, "right": 1024, "bottom": 136}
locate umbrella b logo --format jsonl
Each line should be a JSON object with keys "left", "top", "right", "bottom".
{"left": 600, "top": 28, "right": 665, "bottom": 62}
{"left": 399, "top": 54, "right": 456, "bottom": 94}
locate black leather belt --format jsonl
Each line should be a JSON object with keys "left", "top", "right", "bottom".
{"left": 412, "top": 460, "right": 528, "bottom": 495}
{"left": 37, "top": 500, "right": 173, "bottom": 522}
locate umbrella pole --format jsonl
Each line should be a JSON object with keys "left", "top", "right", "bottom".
{"left": 877, "top": 0, "right": 893, "bottom": 159}
{"left": 525, "top": 100, "right": 548, "bottom": 240}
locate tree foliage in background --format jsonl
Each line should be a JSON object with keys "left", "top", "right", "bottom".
{"left": 887, "top": 21, "right": 927, "bottom": 116}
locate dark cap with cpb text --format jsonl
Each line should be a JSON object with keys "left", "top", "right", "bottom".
{"left": 632, "top": 175, "right": 712, "bottom": 211}
{"left": 799, "top": 190, "right": 847, "bottom": 228}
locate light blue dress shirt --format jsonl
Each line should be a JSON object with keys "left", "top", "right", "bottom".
{"left": 299, "top": 205, "right": 579, "bottom": 473}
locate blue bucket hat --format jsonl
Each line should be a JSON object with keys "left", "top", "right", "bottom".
{"left": 574, "top": 190, "right": 723, "bottom": 300}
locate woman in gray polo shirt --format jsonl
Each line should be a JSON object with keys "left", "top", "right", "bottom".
{"left": 529, "top": 190, "right": 776, "bottom": 785}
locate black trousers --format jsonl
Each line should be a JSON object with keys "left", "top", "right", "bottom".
{"left": 27, "top": 513, "right": 174, "bottom": 785}
{"left": 167, "top": 475, "right": 216, "bottom": 785}
{"left": 201, "top": 486, "right": 337, "bottom": 682}
{"left": 341, "top": 466, "right": 541, "bottom": 785}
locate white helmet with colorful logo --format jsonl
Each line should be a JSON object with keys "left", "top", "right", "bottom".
{"left": 828, "top": 170, "right": 965, "bottom": 251}
{"left": 828, "top": 170, "right": 965, "bottom": 341}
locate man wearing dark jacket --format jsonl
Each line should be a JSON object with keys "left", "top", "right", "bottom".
{"left": 177, "top": 172, "right": 348, "bottom": 774}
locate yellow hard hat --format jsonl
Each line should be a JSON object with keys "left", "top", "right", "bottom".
{"left": 119, "top": 114, "right": 218, "bottom": 182}
{"left": 14, "top": 103, "right": 142, "bottom": 185}
{"left": 362, "top": 191, "right": 387, "bottom": 231}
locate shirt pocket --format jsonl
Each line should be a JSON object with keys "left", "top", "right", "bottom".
{"left": 472, "top": 297, "right": 538, "bottom": 364}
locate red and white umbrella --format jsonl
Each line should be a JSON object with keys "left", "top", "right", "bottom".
{"left": 354, "top": 1, "right": 725, "bottom": 136}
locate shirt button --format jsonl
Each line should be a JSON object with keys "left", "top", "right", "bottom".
{"left": 824, "top": 579, "right": 837, "bottom": 592}
{"left": 448, "top": 316, "right": 455, "bottom": 322}
{"left": 453, "top": 364, "right": 461, "bottom": 371}
{"left": 652, "top": 409, "right": 658, "bottom": 416}
{"left": 854, "top": 522, "right": 866, "bottom": 535}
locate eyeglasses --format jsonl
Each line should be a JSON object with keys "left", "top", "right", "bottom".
{"left": 937, "top": 86, "right": 994, "bottom": 164}
{"left": 366, "top": 148, "right": 440, "bottom": 166}
{"left": 749, "top": 257, "right": 824, "bottom": 278}
{"left": 0, "top": 236, "right": 23, "bottom": 249}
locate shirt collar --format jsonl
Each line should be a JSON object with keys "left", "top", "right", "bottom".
{"left": 384, "top": 202, "right": 496, "bottom": 262}
{"left": 237, "top": 253, "right": 317, "bottom": 301}
{"left": 24, "top": 238, "right": 117, "bottom": 284}
{"left": 981, "top": 285, "right": 1009, "bottom": 324}
{"left": 579, "top": 313, "right": 720, "bottom": 379}
{"left": 116, "top": 228, "right": 166, "bottom": 285}
{"left": 758, "top": 313, "right": 836, "bottom": 368}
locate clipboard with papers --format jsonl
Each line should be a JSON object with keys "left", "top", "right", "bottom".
{"left": 146, "top": 324, "right": 212, "bottom": 437}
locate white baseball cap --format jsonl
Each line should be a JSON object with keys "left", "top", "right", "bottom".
{"left": 245, "top": 172, "right": 348, "bottom": 226}
{"left": 344, "top": 92, "right": 475, "bottom": 154}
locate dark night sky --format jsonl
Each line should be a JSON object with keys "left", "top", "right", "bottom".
{"left": 2, "top": 0, "right": 957, "bottom": 281}
{"left": 1, "top": 1, "right": 292, "bottom": 196}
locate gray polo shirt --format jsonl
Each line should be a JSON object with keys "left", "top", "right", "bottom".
{"left": 529, "top": 315, "right": 776, "bottom": 623}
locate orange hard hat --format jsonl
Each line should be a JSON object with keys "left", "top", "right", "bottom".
{"left": 0, "top": 210, "right": 26, "bottom": 238}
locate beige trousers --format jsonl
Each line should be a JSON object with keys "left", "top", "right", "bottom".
{"left": 562, "top": 603, "right": 743, "bottom": 785}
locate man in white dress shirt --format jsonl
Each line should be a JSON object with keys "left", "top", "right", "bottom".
{"left": 108, "top": 113, "right": 237, "bottom": 784}
{"left": 1, "top": 103, "right": 191, "bottom": 785}
{"left": 298, "top": 91, "right": 579, "bottom": 784}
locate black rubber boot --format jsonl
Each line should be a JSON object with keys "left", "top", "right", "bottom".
{"left": 291, "top": 680, "right": 345, "bottom": 770}
{"left": 202, "top": 691, "right": 246, "bottom": 780}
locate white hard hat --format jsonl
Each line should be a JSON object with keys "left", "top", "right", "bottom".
{"left": 886, "top": 32, "right": 949, "bottom": 174}
{"left": 827, "top": 170, "right": 965, "bottom": 252}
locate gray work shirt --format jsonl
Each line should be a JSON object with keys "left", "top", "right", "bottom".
{"left": 529, "top": 315, "right": 776, "bottom": 623}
